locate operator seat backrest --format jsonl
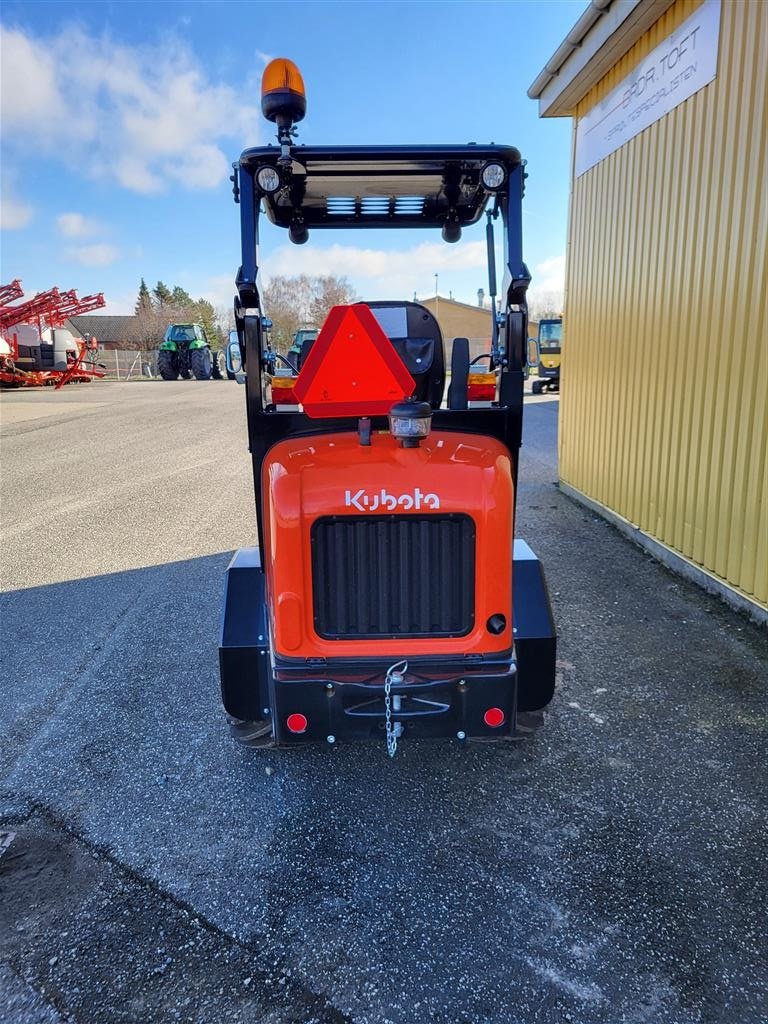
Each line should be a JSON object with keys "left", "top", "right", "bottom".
{"left": 298, "top": 338, "right": 314, "bottom": 371}
{"left": 365, "top": 300, "right": 445, "bottom": 409}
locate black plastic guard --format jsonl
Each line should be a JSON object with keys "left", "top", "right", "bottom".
{"left": 271, "top": 661, "right": 516, "bottom": 744}
{"left": 219, "top": 548, "right": 270, "bottom": 720}
{"left": 513, "top": 539, "right": 557, "bottom": 711}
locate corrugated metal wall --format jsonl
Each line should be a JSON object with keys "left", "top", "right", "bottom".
{"left": 561, "top": 0, "right": 767, "bottom": 609}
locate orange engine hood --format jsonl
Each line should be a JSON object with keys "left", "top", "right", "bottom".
{"left": 262, "top": 430, "right": 514, "bottom": 659}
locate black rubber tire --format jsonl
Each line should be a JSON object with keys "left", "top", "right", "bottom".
{"left": 190, "top": 347, "right": 213, "bottom": 380}
{"left": 228, "top": 717, "right": 275, "bottom": 749}
{"left": 157, "top": 349, "right": 179, "bottom": 381}
{"left": 531, "top": 380, "right": 542, "bottom": 394}
{"left": 211, "top": 351, "right": 225, "bottom": 380}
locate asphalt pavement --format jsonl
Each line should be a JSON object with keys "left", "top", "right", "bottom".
{"left": 1, "top": 381, "right": 766, "bottom": 1024}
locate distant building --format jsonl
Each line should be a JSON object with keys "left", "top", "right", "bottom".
{"left": 420, "top": 295, "right": 538, "bottom": 361}
{"left": 65, "top": 315, "right": 139, "bottom": 349}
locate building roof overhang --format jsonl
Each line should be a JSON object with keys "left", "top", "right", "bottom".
{"left": 528, "top": 0, "right": 676, "bottom": 117}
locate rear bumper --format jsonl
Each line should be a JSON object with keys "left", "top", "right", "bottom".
{"left": 270, "top": 660, "right": 516, "bottom": 745}
{"left": 219, "top": 540, "right": 556, "bottom": 747}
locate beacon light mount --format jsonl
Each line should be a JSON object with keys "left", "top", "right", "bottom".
{"left": 261, "top": 58, "right": 307, "bottom": 167}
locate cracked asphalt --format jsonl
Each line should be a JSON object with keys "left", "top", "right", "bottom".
{"left": 1, "top": 381, "right": 766, "bottom": 1024}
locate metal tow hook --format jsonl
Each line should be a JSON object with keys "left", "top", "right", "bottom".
{"left": 384, "top": 660, "right": 407, "bottom": 759}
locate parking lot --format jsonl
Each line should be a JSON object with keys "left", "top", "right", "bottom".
{"left": 1, "top": 381, "right": 766, "bottom": 1024}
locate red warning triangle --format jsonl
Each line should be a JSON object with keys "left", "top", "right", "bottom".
{"left": 293, "top": 304, "right": 416, "bottom": 418}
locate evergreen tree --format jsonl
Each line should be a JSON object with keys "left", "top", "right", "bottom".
{"left": 192, "top": 298, "right": 221, "bottom": 345}
{"left": 135, "top": 278, "right": 152, "bottom": 314}
{"left": 153, "top": 281, "right": 173, "bottom": 308}
{"left": 171, "top": 286, "right": 193, "bottom": 307}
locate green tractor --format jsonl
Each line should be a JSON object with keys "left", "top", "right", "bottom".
{"left": 157, "top": 323, "right": 225, "bottom": 381}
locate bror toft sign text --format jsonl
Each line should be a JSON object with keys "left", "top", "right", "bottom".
{"left": 575, "top": 0, "right": 721, "bottom": 177}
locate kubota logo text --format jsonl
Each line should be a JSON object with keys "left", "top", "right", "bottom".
{"left": 345, "top": 487, "right": 440, "bottom": 512}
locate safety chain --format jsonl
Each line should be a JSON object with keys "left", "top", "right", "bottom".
{"left": 384, "top": 660, "right": 408, "bottom": 758}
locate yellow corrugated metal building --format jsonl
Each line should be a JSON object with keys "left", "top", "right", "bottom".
{"left": 529, "top": 0, "right": 767, "bottom": 622}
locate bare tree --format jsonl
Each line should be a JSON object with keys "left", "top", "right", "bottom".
{"left": 262, "top": 274, "right": 357, "bottom": 352}
{"left": 308, "top": 275, "right": 358, "bottom": 326}
{"left": 528, "top": 290, "right": 563, "bottom": 322}
{"left": 130, "top": 301, "right": 192, "bottom": 349}
{"left": 216, "top": 304, "right": 237, "bottom": 335}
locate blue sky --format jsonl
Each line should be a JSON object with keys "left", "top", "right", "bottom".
{"left": 1, "top": 0, "right": 583, "bottom": 317}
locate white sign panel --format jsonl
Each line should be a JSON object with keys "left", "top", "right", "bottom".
{"left": 575, "top": 0, "right": 721, "bottom": 177}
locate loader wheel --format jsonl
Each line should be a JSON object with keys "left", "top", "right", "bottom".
{"left": 531, "top": 380, "right": 542, "bottom": 395}
{"left": 157, "top": 350, "right": 179, "bottom": 380}
{"left": 191, "top": 347, "right": 213, "bottom": 381}
{"left": 211, "top": 351, "right": 225, "bottom": 380}
{"left": 228, "top": 716, "right": 275, "bottom": 749}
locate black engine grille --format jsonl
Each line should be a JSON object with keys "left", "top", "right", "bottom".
{"left": 311, "top": 514, "right": 475, "bottom": 639}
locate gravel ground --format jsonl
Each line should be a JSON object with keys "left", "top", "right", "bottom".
{"left": 1, "top": 380, "right": 766, "bottom": 1024}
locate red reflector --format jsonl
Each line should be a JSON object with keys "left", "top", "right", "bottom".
{"left": 272, "top": 388, "right": 297, "bottom": 404}
{"left": 292, "top": 304, "right": 415, "bottom": 418}
{"left": 467, "top": 383, "right": 496, "bottom": 401}
{"left": 286, "top": 713, "right": 307, "bottom": 734}
{"left": 484, "top": 707, "right": 505, "bottom": 728}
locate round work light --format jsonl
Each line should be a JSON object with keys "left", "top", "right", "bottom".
{"left": 481, "top": 162, "right": 506, "bottom": 191}
{"left": 256, "top": 166, "right": 281, "bottom": 193}
{"left": 388, "top": 400, "right": 432, "bottom": 448}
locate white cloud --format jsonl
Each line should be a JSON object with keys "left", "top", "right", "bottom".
{"left": 531, "top": 254, "right": 565, "bottom": 295}
{"left": 0, "top": 25, "right": 261, "bottom": 194}
{"left": 0, "top": 28, "right": 64, "bottom": 129}
{"left": 100, "top": 290, "right": 139, "bottom": 315}
{"left": 261, "top": 240, "right": 487, "bottom": 299}
{"left": 66, "top": 243, "right": 121, "bottom": 267}
{"left": 164, "top": 144, "right": 229, "bottom": 190}
{"left": 0, "top": 190, "right": 33, "bottom": 229}
{"left": 267, "top": 240, "right": 486, "bottom": 279}
{"left": 56, "top": 212, "right": 102, "bottom": 238}
{"left": 201, "top": 273, "right": 238, "bottom": 310}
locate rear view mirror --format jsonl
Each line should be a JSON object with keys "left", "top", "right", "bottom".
{"left": 227, "top": 332, "right": 244, "bottom": 382}
{"left": 527, "top": 337, "right": 539, "bottom": 368}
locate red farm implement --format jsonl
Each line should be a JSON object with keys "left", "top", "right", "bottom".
{"left": 0, "top": 282, "right": 106, "bottom": 388}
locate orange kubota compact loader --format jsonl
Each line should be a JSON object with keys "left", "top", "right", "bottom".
{"left": 219, "top": 60, "right": 556, "bottom": 756}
